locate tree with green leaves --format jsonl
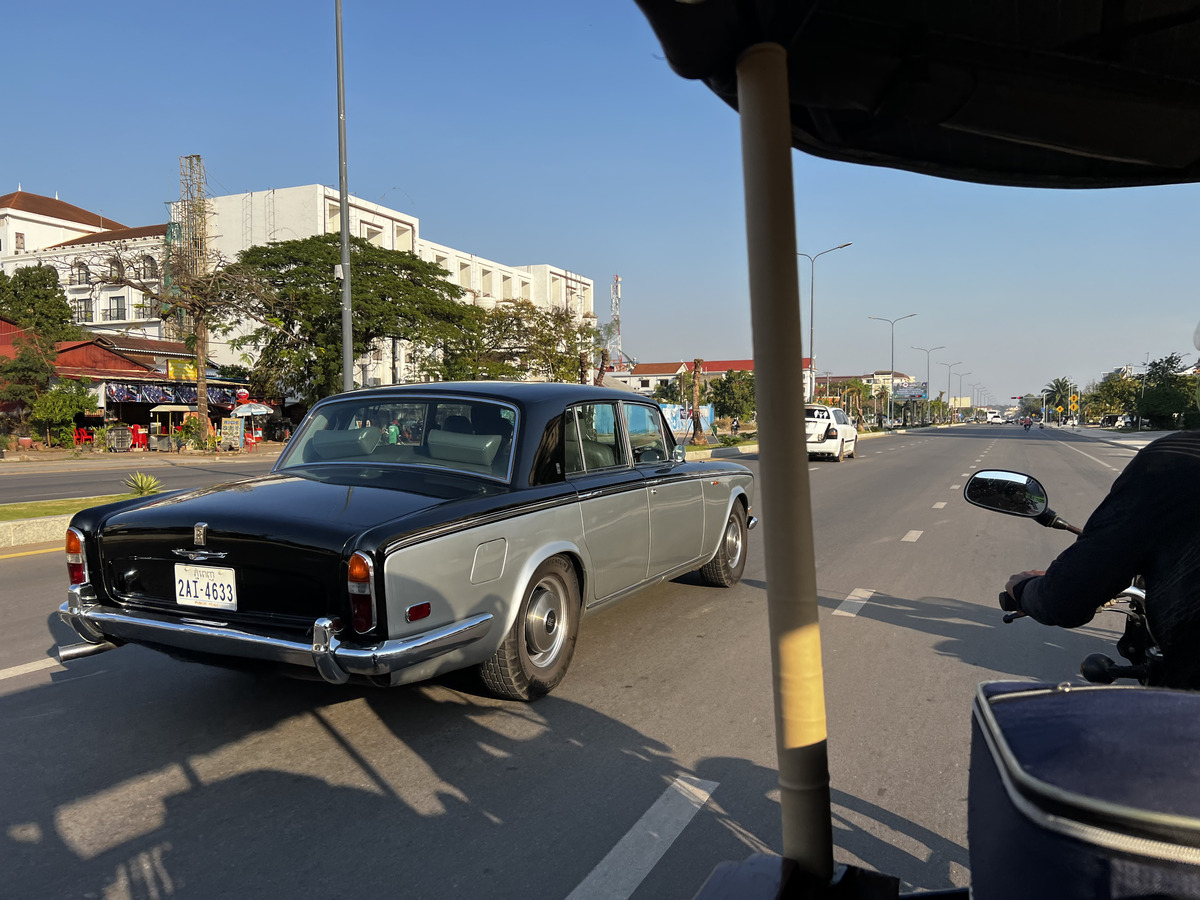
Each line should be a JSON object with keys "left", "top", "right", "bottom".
{"left": 1043, "top": 377, "right": 1074, "bottom": 416}
{"left": 653, "top": 368, "right": 708, "bottom": 407}
{"left": 229, "top": 234, "right": 467, "bottom": 405}
{"left": 1137, "top": 352, "right": 1194, "bottom": 429}
{"left": 30, "top": 377, "right": 97, "bottom": 447}
{"left": 1086, "top": 375, "right": 1138, "bottom": 418}
{"left": 0, "top": 266, "right": 85, "bottom": 429}
{"left": 708, "top": 369, "right": 755, "bottom": 420}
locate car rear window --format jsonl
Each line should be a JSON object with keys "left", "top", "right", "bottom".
{"left": 278, "top": 396, "right": 517, "bottom": 481}
{"left": 806, "top": 407, "right": 830, "bottom": 419}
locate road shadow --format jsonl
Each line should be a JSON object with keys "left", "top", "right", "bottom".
{"left": 817, "top": 589, "right": 1120, "bottom": 683}
{"left": 0, "top": 649, "right": 749, "bottom": 900}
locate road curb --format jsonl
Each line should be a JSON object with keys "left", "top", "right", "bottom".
{"left": 0, "top": 514, "right": 72, "bottom": 550}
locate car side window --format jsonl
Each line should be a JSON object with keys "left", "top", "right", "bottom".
{"left": 624, "top": 403, "right": 668, "bottom": 464}
{"left": 565, "top": 402, "right": 625, "bottom": 474}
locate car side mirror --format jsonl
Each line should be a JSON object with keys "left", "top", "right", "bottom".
{"left": 672, "top": 444, "right": 686, "bottom": 463}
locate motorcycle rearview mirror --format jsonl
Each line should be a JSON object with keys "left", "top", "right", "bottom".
{"left": 963, "top": 470, "right": 1081, "bottom": 533}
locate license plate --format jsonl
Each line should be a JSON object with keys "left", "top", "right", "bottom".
{"left": 174, "top": 563, "right": 238, "bottom": 610}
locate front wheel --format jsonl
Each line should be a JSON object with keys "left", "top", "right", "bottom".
{"left": 700, "top": 504, "right": 748, "bottom": 587}
{"left": 832, "top": 441, "right": 844, "bottom": 462}
{"left": 847, "top": 438, "right": 857, "bottom": 459}
{"left": 479, "top": 555, "right": 580, "bottom": 701}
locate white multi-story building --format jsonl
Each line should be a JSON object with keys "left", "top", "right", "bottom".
{"left": 1, "top": 184, "right": 595, "bottom": 384}
{"left": 207, "top": 185, "right": 594, "bottom": 383}
{"left": 0, "top": 191, "right": 172, "bottom": 341}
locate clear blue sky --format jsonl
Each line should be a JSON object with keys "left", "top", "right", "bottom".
{"left": 7, "top": 1, "right": 1198, "bottom": 403}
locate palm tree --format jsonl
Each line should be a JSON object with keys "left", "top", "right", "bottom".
{"left": 1044, "top": 377, "right": 1073, "bottom": 417}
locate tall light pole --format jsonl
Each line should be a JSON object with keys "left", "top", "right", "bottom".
{"left": 335, "top": 0, "right": 354, "bottom": 392}
{"left": 869, "top": 313, "right": 917, "bottom": 425}
{"left": 937, "top": 361, "right": 961, "bottom": 424}
{"left": 969, "top": 382, "right": 980, "bottom": 419}
{"left": 797, "top": 242, "right": 852, "bottom": 401}
{"left": 912, "top": 344, "right": 944, "bottom": 425}
{"left": 957, "top": 371, "right": 972, "bottom": 421}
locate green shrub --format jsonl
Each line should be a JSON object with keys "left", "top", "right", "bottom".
{"left": 122, "top": 471, "right": 162, "bottom": 495}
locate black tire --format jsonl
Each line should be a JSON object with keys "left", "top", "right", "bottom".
{"left": 700, "top": 503, "right": 748, "bottom": 587}
{"left": 848, "top": 439, "right": 857, "bottom": 459}
{"left": 832, "top": 441, "right": 844, "bottom": 462}
{"left": 479, "top": 555, "right": 580, "bottom": 701}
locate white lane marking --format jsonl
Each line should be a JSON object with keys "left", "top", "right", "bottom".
{"left": 932, "top": 502, "right": 946, "bottom": 509}
{"left": 566, "top": 776, "right": 718, "bottom": 900}
{"left": 1059, "top": 442, "right": 1118, "bottom": 471}
{"left": 961, "top": 472, "right": 971, "bottom": 477}
{"left": 833, "top": 588, "right": 874, "bottom": 617}
{"left": 901, "top": 530, "right": 923, "bottom": 542}
{"left": 0, "top": 657, "right": 62, "bottom": 682}
{"left": 950, "top": 484, "right": 961, "bottom": 490}
{"left": 809, "top": 467, "right": 820, "bottom": 472}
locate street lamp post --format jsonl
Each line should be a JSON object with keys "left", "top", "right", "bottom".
{"left": 912, "top": 344, "right": 945, "bottom": 425}
{"left": 797, "top": 242, "right": 852, "bottom": 401}
{"left": 957, "top": 372, "right": 972, "bottom": 421}
{"left": 869, "top": 313, "right": 917, "bottom": 425}
{"left": 937, "top": 361, "right": 962, "bottom": 424}
{"left": 969, "top": 382, "right": 980, "bottom": 420}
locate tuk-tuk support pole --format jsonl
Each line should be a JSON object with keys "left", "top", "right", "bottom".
{"left": 736, "top": 43, "right": 833, "bottom": 884}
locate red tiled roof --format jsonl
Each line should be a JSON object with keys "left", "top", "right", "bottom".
{"left": 0, "top": 191, "right": 127, "bottom": 230}
{"left": 631, "top": 362, "right": 689, "bottom": 376}
{"left": 51, "top": 223, "right": 168, "bottom": 249}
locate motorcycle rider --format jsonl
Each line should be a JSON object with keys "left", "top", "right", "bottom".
{"left": 1003, "top": 323, "right": 1200, "bottom": 690}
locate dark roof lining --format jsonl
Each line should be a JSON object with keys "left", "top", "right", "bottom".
{"left": 635, "top": 0, "right": 1200, "bottom": 189}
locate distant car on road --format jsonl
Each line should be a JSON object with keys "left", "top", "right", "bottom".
{"left": 58, "top": 383, "right": 757, "bottom": 701}
{"left": 805, "top": 404, "right": 858, "bottom": 461}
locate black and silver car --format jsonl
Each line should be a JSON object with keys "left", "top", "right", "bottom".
{"left": 59, "top": 382, "right": 756, "bottom": 700}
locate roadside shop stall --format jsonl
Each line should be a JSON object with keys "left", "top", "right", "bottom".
{"left": 148, "top": 404, "right": 198, "bottom": 451}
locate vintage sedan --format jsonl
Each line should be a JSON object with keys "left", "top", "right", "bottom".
{"left": 59, "top": 383, "right": 756, "bottom": 700}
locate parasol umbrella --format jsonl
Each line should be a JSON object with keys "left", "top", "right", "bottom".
{"left": 231, "top": 403, "right": 273, "bottom": 417}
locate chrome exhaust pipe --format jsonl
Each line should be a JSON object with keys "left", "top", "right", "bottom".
{"left": 57, "top": 641, "right": 118, "bottom": 663}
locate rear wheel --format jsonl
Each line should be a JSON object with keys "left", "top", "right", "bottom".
{"left": 700, "top": 504, "right": 748, "bottom": 587}
{"left": 479, "top": 555, "right": 580, "bottom": 701}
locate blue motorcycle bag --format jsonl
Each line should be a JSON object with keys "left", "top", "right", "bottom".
{"left": 969, "top": 681, "right": 1200, "bottom": 899}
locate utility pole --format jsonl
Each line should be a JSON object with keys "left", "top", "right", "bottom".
{"left": 336, "top": 0, "right": 353, "bottom": 392}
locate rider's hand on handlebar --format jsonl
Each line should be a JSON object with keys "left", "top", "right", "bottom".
{"left": 1002, "top": 570, "right": 1046, "bottom": 612}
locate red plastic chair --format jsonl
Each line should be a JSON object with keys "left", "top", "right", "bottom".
{"left": 74, "top": 428, "right": 93, "bottom": 446}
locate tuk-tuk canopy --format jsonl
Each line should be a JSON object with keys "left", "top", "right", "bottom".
{"left": 635, "top": 0, "right": 1200, "bottom": 189}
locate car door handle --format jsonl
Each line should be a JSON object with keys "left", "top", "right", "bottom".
{"left": 650, "top": 488, "right": 658, "bottom": 495}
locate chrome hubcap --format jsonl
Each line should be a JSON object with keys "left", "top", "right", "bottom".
{"left": 525, "top": 581, "right": 567, "bottom": 667}
{"left": 723, "top": 516, "right": 744, "bottom": 569}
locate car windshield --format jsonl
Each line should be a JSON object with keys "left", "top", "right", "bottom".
{"left": 277, "top": 395, "right": 517, "bottom": 482}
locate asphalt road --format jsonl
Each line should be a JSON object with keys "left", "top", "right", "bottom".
{"left": 0, "top": 454, "right": 280, "bottom": 503}
{"left": 0, "top": 425, "right": 1143, "bottom": 898}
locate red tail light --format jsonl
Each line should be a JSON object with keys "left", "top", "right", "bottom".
{"left": 347, "top": 551, "right": 376, "bottom": 634}
{"left": 825, "top": 425, "right": 838, "bottom": 439}
{"left": 66, "top": 527, "right": 87, "bottom": 585}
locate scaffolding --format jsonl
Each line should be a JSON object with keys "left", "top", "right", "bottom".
{"left": 164, "top": 155, "right": 209, "bottom": 340}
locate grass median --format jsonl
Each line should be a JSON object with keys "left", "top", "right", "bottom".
{"left": 0, "top": 494, "right": 137, "bottom": 523}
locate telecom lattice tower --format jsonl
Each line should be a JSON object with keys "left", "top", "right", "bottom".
{"left": 609, "top": 274, "right": 623, "bottom": 367}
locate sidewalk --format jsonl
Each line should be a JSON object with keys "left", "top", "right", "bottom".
{"left": 0, "top": 444, "right": 286, "bottom": 549}
{"left": 0, "top": 443, "right": 285, "bottom": 475}
{"left": 1047, "top": 424, "right": 1176, "bottom": 452}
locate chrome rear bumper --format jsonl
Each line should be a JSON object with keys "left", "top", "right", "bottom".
{"left": 59, "top": 584, "right": 493, "bottom": 685}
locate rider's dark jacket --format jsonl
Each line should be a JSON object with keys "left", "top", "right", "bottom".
{"left": 1010, "top": 431, "right": 1200, "bottom": 690}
